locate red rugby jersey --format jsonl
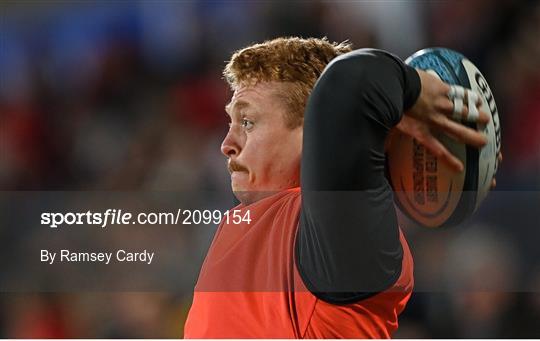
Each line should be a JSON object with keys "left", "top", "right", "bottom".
{"left": 184, "top": 188, "right": 413, "bottom": 338}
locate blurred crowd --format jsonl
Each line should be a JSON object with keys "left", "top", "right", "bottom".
{"left": 0, "top": 0, "right": 539, "bottom": 338}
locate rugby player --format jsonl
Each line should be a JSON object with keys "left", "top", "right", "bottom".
{"left": 184, "top": 37, "right": 492, "bottom": 338}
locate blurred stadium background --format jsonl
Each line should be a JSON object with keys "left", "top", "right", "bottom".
{"left": 1, "top": 0, "right": 539, "bottom": 338}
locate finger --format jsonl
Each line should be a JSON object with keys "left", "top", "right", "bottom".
{"left": 418, "top": 134, "right": 464, "bottom": 172}
{"left": 498, "top": 152, "right": 503, "bottom": 162}
{"left": 448, "top": 85, "right": 466, "bottom": 121}
{"left": 436, "top": 96, "right": 454, "bottom": 113}
{"left": 448, "top": 87, "right": 489, "bottom": 124}
{"left": 491, "top": 178, "right": 496, "bottom": 189}
{"left": 477, "top": 110, "right": 491, "bottom": 124}
{"left": 432, "top": 115, "right": 488, "bottom": 148}
{"left": 455, "top": 105, "right": 491, "bottom": 124}
{"left": 439, "top": 81, "right": 451, "bottom": 96}
{"left": 448, "top": 85, "right": 465, "bottom": 99}
{"left": 452, "top": 97, "right": 464, "bottom": 121}
{"left": 475, "top": 91, "right": 483, "bottom": 106}
{"left": 467, "top": 90, "right": 491, "bottom": 123}
{"left": 465, "top": 90, "right": 480, "bottom": 122}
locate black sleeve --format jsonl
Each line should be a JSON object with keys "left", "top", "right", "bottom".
{"left": 296, "top": 49, "right": 421, "bottom": 304}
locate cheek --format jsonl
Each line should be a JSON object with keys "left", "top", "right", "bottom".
{"left": 242, "top": 127, "right": 302, "bottom": 188}
{"left": 262, "top": 137, "right": 301, "bottom": 180}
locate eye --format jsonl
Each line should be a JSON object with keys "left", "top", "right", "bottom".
{"left": 241, "top": 118, "right": 254, "bottom": 130}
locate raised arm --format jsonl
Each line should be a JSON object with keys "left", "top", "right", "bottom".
{"left": 296, "top": 49, "right": 421, "bottom": 303}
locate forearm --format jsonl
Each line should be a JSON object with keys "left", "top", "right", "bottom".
{"left": 301, "top": 49, "right": 420, "bottom": 191}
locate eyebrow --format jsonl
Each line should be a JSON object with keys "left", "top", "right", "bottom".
{"left": 225, "top": 100, "right": 250, "bottom": 116}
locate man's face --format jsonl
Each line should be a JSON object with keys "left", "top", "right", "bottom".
{"left": 221, "top": 81, "right": 303, "bottom": 204}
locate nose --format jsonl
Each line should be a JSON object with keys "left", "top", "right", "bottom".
{"left": 221, "top": 129, "right": 240, "bottom": 158}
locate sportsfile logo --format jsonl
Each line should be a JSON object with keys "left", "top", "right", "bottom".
{"left": 41, "top": 209, "right": 132, "bottom": 228}
{"left": 41, "top": 208, "right": 252, "bottom": 228}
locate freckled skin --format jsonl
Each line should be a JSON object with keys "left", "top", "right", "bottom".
{"left": 221, "top": 82, "right": 303, "bottom": 204}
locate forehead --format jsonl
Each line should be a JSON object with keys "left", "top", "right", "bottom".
{"left": 225, "top": 82, "right": 285, "bottom": 115}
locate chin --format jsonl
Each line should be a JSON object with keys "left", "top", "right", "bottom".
{"left": 233, "top": 191, "right": 254, "bottom": 205}
{"left": 232, "top": 189, "right": 278, "bottom": 205}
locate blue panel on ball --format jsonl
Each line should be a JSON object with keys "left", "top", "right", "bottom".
{"left": 437, "top": 48, "right": 465, "bottom": 77}
{"left": 407, "top": 51, "right": 458, "bottom": 85}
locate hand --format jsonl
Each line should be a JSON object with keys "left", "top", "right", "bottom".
{"left": 399, "top": 70, "right": 491, "bottom": 172}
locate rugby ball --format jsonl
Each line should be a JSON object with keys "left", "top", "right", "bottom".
{"left": 387, "top": 48, "right": 501, "bottom": 228}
